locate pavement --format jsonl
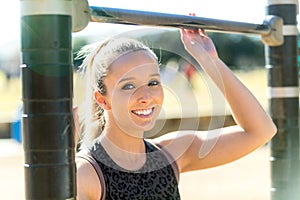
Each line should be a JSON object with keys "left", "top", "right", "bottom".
{"left": 0, "top": 139, "right": 271, "bottom": 200}
{"left": 0, "top": 139, "right": 24, "bottom": 200}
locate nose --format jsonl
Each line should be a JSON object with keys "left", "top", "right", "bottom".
{"left": 135, "top": 85, "right": 152, "bottom": 104}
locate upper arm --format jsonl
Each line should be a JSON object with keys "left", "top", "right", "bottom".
{"left": 155, "top": 125, "right": 275, "bottom": 173}
{"left": 76, "top": 157, "right": 102, "bottom": 200}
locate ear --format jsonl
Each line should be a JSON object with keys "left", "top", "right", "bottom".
{"left": 94, "top": 91, "right": 111, "bottom": 110}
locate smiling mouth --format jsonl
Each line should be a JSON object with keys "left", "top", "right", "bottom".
{"left": 131, "top": 108, "right": 154, "bottom": 117}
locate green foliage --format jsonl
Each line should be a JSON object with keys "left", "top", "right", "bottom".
{"left": 71, "top": 30, "right": 266, "bottom": 71}
{"left": 140, "top": 30, "right": 265, "bottom": 70}
{"left": 210, "top": 33, "right": 265, "bottom": 70}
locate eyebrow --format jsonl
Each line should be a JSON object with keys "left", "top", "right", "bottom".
{"left": 118, "top": 73, "right": 160, "bottom": 84}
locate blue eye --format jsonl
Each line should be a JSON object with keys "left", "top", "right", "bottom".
{"left": 148, "top": 80, "right": 160, "bottom": 87}
{"left": 122, "top": 83, "right": 135, "bottom": 90}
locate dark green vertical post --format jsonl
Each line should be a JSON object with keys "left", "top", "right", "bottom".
{"left": 266, "top": 0, "right": 299, "bottom": 199}
{"left": 20, "top": 0, "right": 76, "bottom": 199}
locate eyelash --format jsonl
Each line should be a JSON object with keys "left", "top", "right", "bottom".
{"left": 148, "top": 80, "right": 160, "bottom": 86}
{"left": 122, "top": 83, "right": 135, "bottom": 90}
{"left": 121, "top": 80, "right": 160, "bottom": 90}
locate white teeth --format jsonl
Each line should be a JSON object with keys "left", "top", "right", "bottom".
{"left": 133, "top": 108, "right": 153, "bottom": 116}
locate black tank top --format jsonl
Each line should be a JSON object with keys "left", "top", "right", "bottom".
{"left": 88, "top": 140, "right": 181, "bottom": 200}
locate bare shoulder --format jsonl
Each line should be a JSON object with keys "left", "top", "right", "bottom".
{"left": 76, "top": 157, "right": 102, "bottom": 200}
{"left": 152, "top": 131, "right": 200, "bottom": 169}
{"left": 153, "top": 130, "right": 199, "bottom": 150}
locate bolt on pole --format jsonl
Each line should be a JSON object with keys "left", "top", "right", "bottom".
{"left": 265, "top": 0, "right": 300, "bottom": 199}
{"left": 20, "top": 0, "right": 76, "bottom": 199}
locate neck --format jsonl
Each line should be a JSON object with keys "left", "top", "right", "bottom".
{"left": 100, "top": 121, "right": 145, "bottom": 154}
{"left": 99, "top": 126, "right": 147, "bottom": 171}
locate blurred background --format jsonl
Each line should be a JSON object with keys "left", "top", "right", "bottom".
{"left": 0, "top": 0, "right": 299, "bottom": 199}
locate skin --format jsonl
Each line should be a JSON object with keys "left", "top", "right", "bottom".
{"left": 76, "top": 30, "right": 277, "bottom": 200}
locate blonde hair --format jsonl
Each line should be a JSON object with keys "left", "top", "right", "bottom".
{"left": 77, "top": 37, "right": 158, "bottom": 147}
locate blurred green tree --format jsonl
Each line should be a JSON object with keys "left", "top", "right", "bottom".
{"left": 72, "top": 30, "right": 265, "bottom": 71}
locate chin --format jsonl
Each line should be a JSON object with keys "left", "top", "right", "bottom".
{"left": 134, "top": 120, "right": 157, "bottom": 132}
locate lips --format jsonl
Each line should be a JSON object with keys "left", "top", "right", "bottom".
{"left": 131, "top": 108, "right": 154, "bottom": 117}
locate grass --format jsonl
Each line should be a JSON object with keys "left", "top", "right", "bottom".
{"left": 0, "top": 68, "right": 269, "bottom": 121}
{"left": 233, "top": 68, "right": 268, "bottom": 108}
{"left": 160, "top": 67, "right": 268, "bottom": 118}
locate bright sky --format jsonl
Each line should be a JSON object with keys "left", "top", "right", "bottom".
{"left": 0, "top": 0, "right": 297, "bottom": 58}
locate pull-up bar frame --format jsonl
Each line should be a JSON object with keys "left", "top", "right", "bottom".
{"left": 90, "top": 7, "right": 283, "bottom": 46}
{"left": 20, "top": 0, "right": 299, "bottom": 199}
{"left": 90, "top": 7, "right": 270, "bottom": 34}
{"left": 72, "top": 2, "right": 284, "bottom": 46}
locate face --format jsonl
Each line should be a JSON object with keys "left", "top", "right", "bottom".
{"left": 97, "top": 50, "right": 164, "bottom": 137}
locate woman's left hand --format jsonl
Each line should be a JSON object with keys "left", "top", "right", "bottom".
{"left": 180, "top": 28, "right": 219, "bottom": 60}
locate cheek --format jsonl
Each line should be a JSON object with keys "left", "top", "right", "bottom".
{"left": 111, "top": 92, "right": 132, "bottom": 113}
{"left": 155, "top": 87, "right": 164, "bottom": 105}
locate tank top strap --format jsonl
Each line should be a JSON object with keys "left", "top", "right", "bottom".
{"left": 76, "top": 150, "right": 106, "bottom": 200}
{"left": 144, "top": 139, "right": 180, "bottom": 183}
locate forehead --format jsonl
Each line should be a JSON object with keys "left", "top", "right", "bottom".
{"left": 107, "top": 50, "right": 159, "bottom": 79}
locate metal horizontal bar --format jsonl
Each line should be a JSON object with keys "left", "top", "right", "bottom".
{"left": 89, "top": 6, "right": 271, "bottom": 36}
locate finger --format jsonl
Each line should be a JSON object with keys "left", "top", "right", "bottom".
{"left": 199, "top": 28, "right": 208, "bottom": 37}
{"left": 180, "top": 28, "right": 192, "bottom": 41}
{"left": 73, "top": 105, "right": 78, "bottom": 112}
{"left": 180, "top": 29, "right": 193, "bottom": 47}
{"left": 190, "top": 28, "right": 200, "bottom": 34}
{"left": 180, "top": 28, "right": 189, "bottom": 38}
{"left": 180, "top": 31, "right": 188, "bottom": 45}
{"left": 182, "top": 28, "right": 198, "bottom": 34}
{"left": 73, "top": 106, "right": 80, "bottom": 149}
{"left": 187, "top": 13, "right": 200, "bottom": 33}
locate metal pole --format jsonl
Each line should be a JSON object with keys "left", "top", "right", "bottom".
{"left": 20, "top": 0, "right": 76, "bottom": 199}
{"left": 88, "top": 6, "right": 283, "bottom": 46}
{"left": 265, "top": 0, "right": 300, "bottom": 199}
{"left": 90, "top": 6, "right": 270, "bottom": 35}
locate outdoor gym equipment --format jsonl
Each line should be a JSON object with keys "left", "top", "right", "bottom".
{"left": 20, "top": 0, "right": 299, "bottom": 199}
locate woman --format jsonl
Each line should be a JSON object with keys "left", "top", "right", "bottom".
{"left": 75, "top": 29, "right": 277, "bottom": 199}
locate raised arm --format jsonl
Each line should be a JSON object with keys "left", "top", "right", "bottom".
{"left": 156, "top": 29, "right": 277, "bottom": 172}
